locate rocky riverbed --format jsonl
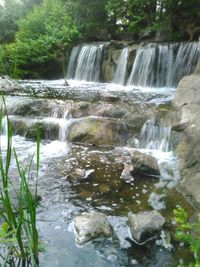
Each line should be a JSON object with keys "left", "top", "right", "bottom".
{"left": 0, "top": 75, "right": 198, "bottom": 266}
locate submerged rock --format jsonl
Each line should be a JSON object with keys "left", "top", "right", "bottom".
{"left": 128, "top": 211, "right": 165, "bottom": 244}
{"left": 68, "top": 116, "right": 128, "bottom": 147}
{"left": 129, "top": 150, "right": 160, "bottom": 175}
{"left": 73, "top": 211, "right": 111, "bottom": 245}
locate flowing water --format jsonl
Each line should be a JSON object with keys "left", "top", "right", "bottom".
{"left": 0, "top": 40, "right": 199, "bottom": 266}
{"left": 67, "top": 44, "right": 104, "bottom": 82}
{"left": 113, "top": 48, "right": 129, "bottom": 85}
{"left": 127, "top": 42, "right": 198, "bottom": 87}
{"left": 66, "top": 42, "right": 198, "bottom": 87}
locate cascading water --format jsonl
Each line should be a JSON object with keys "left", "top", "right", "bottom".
{"left": 113, "top": 48, "right": 129, "bottom": 85}
{"left": 127, "top": 42, "right": 198, "bottom": 87}
{"left": 66, "top": 46, "right": 80, "bottom": 79}
{"left": 139, "top": 118, "right": 171, "bottom": 152}
{"left": 48, "top": 108, "right": 73, "bottom": 142}
{"left": 67, "top": 44, "right": 104, "bottom": 82}
{"left": 137, "top": 118, "right": 180, "bottom": 189}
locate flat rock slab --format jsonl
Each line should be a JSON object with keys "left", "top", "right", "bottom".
{"left": 128, "top": 210, "right": 165, "bottom": 244}
{"left": 74, "top": 211, "right": 111, "bottom": 245}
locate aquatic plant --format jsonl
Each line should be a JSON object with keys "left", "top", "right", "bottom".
{"left": 174, "top": 207, "right": 200, "bottom": 267}
{"left": 0, "top": 97, "right": 40, "bottom": 266}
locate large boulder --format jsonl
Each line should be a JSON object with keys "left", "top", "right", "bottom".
{"left": 73, "top": 211, "right": 111, "bottom": 245}
{"left": 173, "top": 73, "right": 200, "bottom": 206}
{"left": 128, "top": 211, "right": 165, "bottom": 244}
{"left": 129, "top": 150, "right": 160, "bottom": 175}
{"left": 68, "top": 116, "right": 128, "bottom": 147}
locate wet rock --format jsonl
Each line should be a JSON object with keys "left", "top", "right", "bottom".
{"left": 0, "top": 76, "right": 22, "bottom": 93}
{"left": 128, "top": 211, "right": 165, "bottom": 244}
{"left": 172, "top": 119, "right": 190, "bottom": 132}
{"left": 120, "top": 163, "right": 134, "bottom": 181}
{"left": 75, "top": 168, "right": 86, "bottom": 178}
{"left": 100, "top": 92, "right": 120, "bottom": 101}
{"left": 129, "top": 150, "right": 160, "bottom": 175}
{"left": 68, "top": 116, "right": 128, "bottom": 147}
{"left": 156, "top": 230, "right": 173, "bottom": 251}
{"left": 73, "top": 211, "right": 111, "bottom": 245}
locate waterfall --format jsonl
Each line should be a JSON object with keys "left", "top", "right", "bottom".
{"left": 47, "top": 108, "right": 73, "bottom": 142}
{"left": 58, "top": 110, "right": 72, "bottom": 142}
{"left": 113, "top": 48, "right": 129, "bottom": 85}
{"left": 139, "top": 118, "right": 171, "bottom": 152}
{"left": 67, "top": 44, "right": 104, "bottom": 82}
{"left": 138, "top": 118, "right": 180, "bottom": 186}
{"left": 127, "top": 42, "right": 198, "bottom": 88}
{"left": 66, "top": 46, "right": 80, "bottom": 79}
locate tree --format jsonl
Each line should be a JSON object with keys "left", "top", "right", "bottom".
{"left": 0, "top": 0, "right": 22, "bottom": 43}
{"left": 66, "top": 0, "right": 108, "bottom": 40}
{"left": 10, "top": 0, "right": 80, "bottom": 78}
{"left": 106, "top": 0, "right": 157, "bottom": 38}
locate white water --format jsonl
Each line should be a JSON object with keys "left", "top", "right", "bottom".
{"left": 113, "top": 48, "right": 128, "bottom": 85}
{"left": 66, "top": 46, "right": 80, "bottom": 79}
{"left": 66, "top": 42, "right": 198, "bottom": 87}
{"left": 137, "top": 117, "right": 180, "bottom": 191}
{"left": 139, "top": 118, "right": 171, "bottom": 152}
{"left": 127, "top": 42, "right": 198, "bottom": 87}
{"left": 68, "top": 44, "right": 104, "bottom": 82}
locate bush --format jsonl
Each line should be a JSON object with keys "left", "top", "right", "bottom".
{"left": 174, "top": 207, "right": 200, "bottom": 267}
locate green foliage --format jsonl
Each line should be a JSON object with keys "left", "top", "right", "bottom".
{"left": 66, "top": 0, "right": 108, "bottom": 40}
{"left": 174, "top": 207, "right": 200, "bottom": 267}
{"left": 0, "top": 98, "right": 40, "bottom": 265}
{"left": 106, "top": 0, "right": 200, "bottom": 40}
{"left": 106, "top": 0, "right": 157, "bottom": 35}
{"left": 11, "top": 0, "right": 80, "bottom": 78}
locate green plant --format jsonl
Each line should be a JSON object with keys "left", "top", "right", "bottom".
{"left": 0, "top": 97, "right": 40, "bottom": 266}
{"left": 174, "top": 207, "right": 200, "bottom": 267}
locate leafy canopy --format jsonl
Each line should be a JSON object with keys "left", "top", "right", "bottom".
{"left": 11, "top": 0, "right": 80, "bottom": 77}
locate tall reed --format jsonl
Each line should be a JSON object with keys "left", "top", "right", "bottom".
{"left": 0, "top": 96, "right": 40, "bottom": 266}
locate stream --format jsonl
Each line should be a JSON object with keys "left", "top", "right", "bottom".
{"left": 0, "top": 40, "right": 199, "bottom": 266}
{"left": 0, "top": 79, "right": 194, "bottom": 267}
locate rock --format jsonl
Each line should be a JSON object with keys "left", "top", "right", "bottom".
{"left": 64, "top": 80, "right": 69, "bottom": 86}
{"left": 73, "top": 211, "right": 111, "bottom": 245}
{"left": 129, "top": 150, "right": 160, "bottom": 175}
{"left": 128, "top": 211, "right": 165, "bottom": 244}
{"left": 100, "top": 92, "right": 120, "bottom": 101}
{"left": 68, "top": 116, "right": 128, "bottom": 147}
{"left": 75, "top": 168, "right": 86, "bottom": 178}
{"left": 173, "top": 73, "right": 200, "bottom": 206}
{"left": 0, "top": 76, "right": 22, "bottom": 93}
{"left": 172, "top": 119, "right": 190, "bottom": 132}
{"left": 120, "top": 163, "right": 134, "bottom": 181}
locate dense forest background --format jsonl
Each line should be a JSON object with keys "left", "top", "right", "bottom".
{"left": 0, "top": 0, "right": 199, "bottom": 78}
